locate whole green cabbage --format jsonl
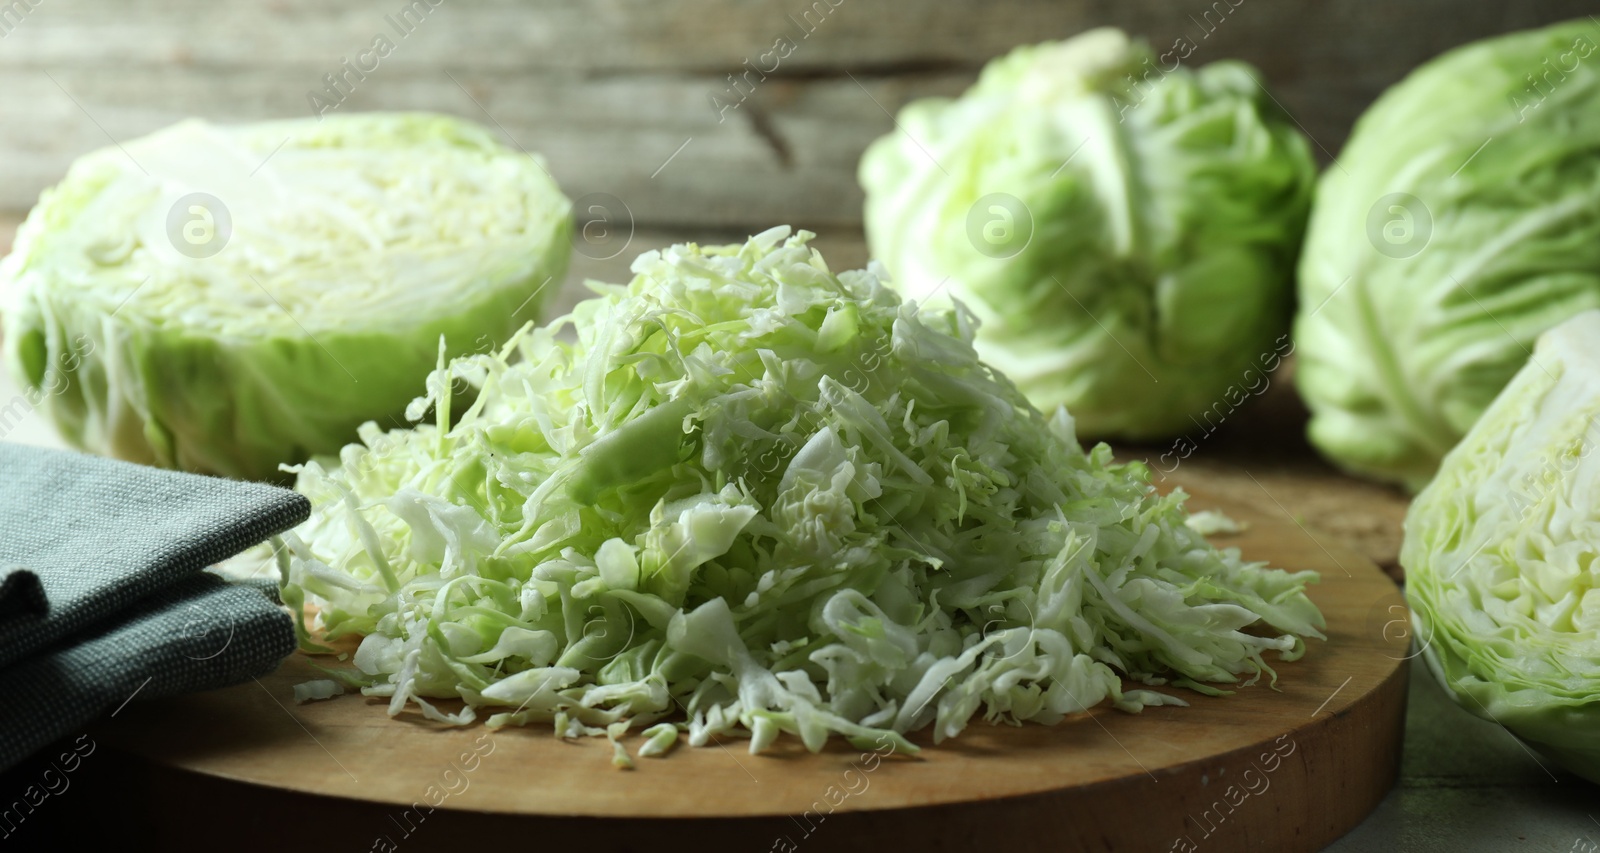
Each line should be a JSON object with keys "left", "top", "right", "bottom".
{"left": 859, "top": 28, "right": 1315, "bottom": 440}
{"left": 1403, "top": 310, "right": 1600, "bottom": 783}
{"left": 0, "top": 113, "right": 571, "bottom": 481}
{"left": 1296, "top": 18, "right": 1600, "bottom": 491}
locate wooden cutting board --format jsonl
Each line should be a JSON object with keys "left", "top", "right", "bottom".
{"left": 92, "top": 486, "right": 1408, "bottom": 852}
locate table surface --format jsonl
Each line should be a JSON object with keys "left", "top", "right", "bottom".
{"left": 1329, "top": 658, "right": 1600, "bottom": 852}
{"left": 1, "top": 215, "right": 1596, "bottom": 849}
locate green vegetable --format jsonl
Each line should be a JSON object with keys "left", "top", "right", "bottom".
{"left": 1403, "top": 310, "right": 1600, "bottom": 783}
{"left": 638, "top": 722, "right": 680, "bottom": 758}
{"left": 607, "top": 721, "right": 635, "bottom": 769}
{"left": 0, "top": 112, "right": 571, "bottom": 481}
{"left": 858, "top": 28, "right": 1315, "bottom": 440}
{"left": 1296, "top": 18, "right": 1600, "bottom": 491}
{"left": 1184, "top": 509, "right": 1246, "bottom": 537}
{"left": 283, "top": 227, "right": 1325, "bottom": 753}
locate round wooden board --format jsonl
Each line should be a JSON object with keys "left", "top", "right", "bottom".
{"left": 93, "top": 486, "right": 1409, "bottom": 852}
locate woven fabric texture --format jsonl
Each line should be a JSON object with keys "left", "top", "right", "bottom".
{"left": 0, "top": 573, "right": 297, "bottom": 769}
{"left": 0, "top": 443, "right": 307, "bottom": 670}
{"left": 0, "top": 443, "right": 309, "bottom": 770}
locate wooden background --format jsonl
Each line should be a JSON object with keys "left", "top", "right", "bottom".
{"left": 2, "top": 0, "right": 1595, "bottom": 577}
{"left": 0, "top": 0, "right": 1594, "bottom": 226}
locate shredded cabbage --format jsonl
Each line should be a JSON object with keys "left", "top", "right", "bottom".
{"left": 1185, "top": 510, "right": 1247, "bottom": 537}
{"left": 283, "top": 227, "right": 1324, "bottom": 754}
{"left": 292, "top": 679, "right": 345, "bottom": 704}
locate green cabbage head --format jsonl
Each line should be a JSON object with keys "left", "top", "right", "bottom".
{"left": 0, "top": 112, "right": 571, "bottom": 481}
{"left": 1296, "top": 18, "right": 1600, "bottom": 491}
{"left": 1403, "top": 310, "right": 1600, "bottom": 783}
{"left": 859, "top": 27, "right": 1315, "bottom": 440}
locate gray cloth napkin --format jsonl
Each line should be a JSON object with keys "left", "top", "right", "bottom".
{"left": 0, "top": 442, "right": 310, "bottom": 770}
{"left": 0, "top": 573, "right": 298, "bottom": 769}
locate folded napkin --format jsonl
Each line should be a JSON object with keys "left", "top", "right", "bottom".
{"left": 0, "top": 442, "right": 309, "bottom": 770}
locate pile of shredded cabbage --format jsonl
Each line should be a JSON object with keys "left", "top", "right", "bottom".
{"left": 280, "top": 226, "right": 1324, "bottom": 756}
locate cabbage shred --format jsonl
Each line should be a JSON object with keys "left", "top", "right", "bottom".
{"left": 282, "top": 227, "right": 1325, "bottom": 754}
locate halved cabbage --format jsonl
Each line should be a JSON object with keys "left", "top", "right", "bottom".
{"left": 1403, "top": 310, "right": 1600, "bottom": 782}
{"left": 0, "top": 113, "right": 571, "bottom": 480}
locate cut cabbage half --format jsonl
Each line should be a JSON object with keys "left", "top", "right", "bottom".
{"left": 1404, "top": 309, "right": 1600, "bottom": 782}
{"left": 0, "top": 113, "right": 571, "bottom": 480}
